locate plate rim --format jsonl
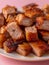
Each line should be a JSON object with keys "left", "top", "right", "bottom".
{"left": 0, "top": 49, "right": 49, "bottom": 62}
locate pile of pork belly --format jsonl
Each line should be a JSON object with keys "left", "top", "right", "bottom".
{"left": 0, "top": 3, "right": 49, "bottom": 57}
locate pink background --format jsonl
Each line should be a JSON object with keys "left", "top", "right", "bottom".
{"left": 0, "top": 0, "right": 49, "bottom": 65}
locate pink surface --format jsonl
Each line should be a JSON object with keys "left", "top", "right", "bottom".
{"left": 0, "top": 0, "right": 49, "bottom": 65}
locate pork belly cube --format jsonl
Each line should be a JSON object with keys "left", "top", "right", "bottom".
{"left": 3, "top": 38, "right": 17, "bottom": 53}
{"left": 36, "top": 20, "right": 49, "bottom": 31}
{"left": 24, "top": 8, "right": 44, "bottom": 18}
{"left": 46, "top": 14, "right": 49, "bottom": 20}
{"left": 39, "top": 31, "right": 49, "bottom": 41}
{"left": 6, "top": 14, "right": 16, "bottom": 23}
{"left": 6, "top": 22, "right": 24, "bottom": 41}
{"left": 23, "top": 3, "right": 38, "bottom": 11}
{"left": 36, "top": 16, "right": 45, "bottom": 25}
{"left": 29, "top": 40, "right": 47, "bottom": 57}
{"left": 0, "top": 34, "right": 6, "bottom": 48}
{"left": 24, "top": 9, "right": 36, "bottom": 18}
{"left": 0, "top": 26, "right": 6, "bottom": 34}
{"left": 43, "top": 4, "right": 49, "bottom": 14}
{"left": 16, "top": 42, "right": 32, "bottom": 56}
{"left": 25, "top": 26, "right": 38, "bottom": 41}
{"left": 0, "top": 26, "right": 10, "bottom": 48}
{"left": 0, "top": 13, "right": 5, "bottom": 27}
{"left": 2, "top": 5, "right": 17, "bottom": 19}
{"left": 0, "top": 26, "right": 10, "bottom": 39}
{"left": 16, "top": 13, "right": 33, "bottom": 26}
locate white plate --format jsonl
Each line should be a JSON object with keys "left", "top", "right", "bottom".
{"left": 0, "top": 49, "right": 49, "bottom": 61}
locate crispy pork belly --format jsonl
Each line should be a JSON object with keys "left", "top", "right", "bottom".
{"left": 6, "top": 22, "right": 24, "bottom": 41}
{"left": 24, "top": 8, "right": 44, "bottom": 18}
{"left": 0, "top": 34, "right": 6, "bottom": 48}
{"left": 4, "top": 38, "right": 24, "bottom": 53}
{"left": 0, "top": 26, "right": 10, "bottom": 39}
{"left": 2, "top": 5, "right": 17, "bottom": 19}
{"left": 39, "top": 31, "right": 49, "bottom": 41}
{"left": 6, "top": 14, "right": 16, "bottom": 23}
{"left": 43, "top": 4, "right": 49, "bottom": 14}
{"left": 46, "top": 14, "right": 49, "bottom": 20}
{"left": 36, "top": 20, "right": 49, "bottom": 31}
{"left": 29, "top": 40, "right": 47, "bottom": 57}
{"left": 25, "top": 26, "right": 38, "bottom": 41}
{"left": 16, "top": 42, "right": 32, "bottom": 56}
{"left": 36, "top": 16, "right": 45, "bottom": 25}
{"left": 0, "top": 13, "right": 5, "bottom": 27}
{"left": 0, "top": 26, "right": 10, "bottom": 48}
{"left": 23, "top": 3, "right": 38, "bottom": 11}
{"left": 16, "top": 13, "right": 33, "bottom": 26}
{"left": 3, "top": 38, "right": 16, "bottom": 53}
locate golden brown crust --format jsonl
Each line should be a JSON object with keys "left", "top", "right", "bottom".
{"left": 26, "top": 32, "right": 38, "bottom": 41}
{"left": 24, "top": 8, "right": 44, "bottom": 18}
{"left": 2, "top": 5, "right": 17, "bottom": 19}
{"left": 0, "top": 26, "right": 10, "bottom": 39}
{"left": 23, "top": 3, "right": 38, "bottom": 11}
{"left": 39, "top": 31, "right": 49, "bottom": 41}
{"left": 16, "top": 42, "right": 32, "bottom": 56}
{"left": 25, "top": 26, "right": 38, "bottom": 41}
{"left": 36, "top": 16, "right": 45, "bottom": 25}
{"left": 16, "top": 13, "right": 33, "bottom": 26}
{"left": 6, "top": 14, "right": 17, "bottom": 23}
{"left": 6, "top": 22, "right": 25, "bottom": 41}
{"left": 0, "top": 34, "right": 6, "bottom": 48}
{"left": 0, "top": 26, "right": 11, "bottom": 48}
{"left": 3, "top": 38, "right": 16, "bottom": 53}
{"left": 45, "top": 14, "right": 49, "bottom": 20}
{"left": 0, "top": 13, "right": 5, "bottom": 27}
{"left": 43, "top": 4, "right": 49, "bottom": 14}
{"left": 36, "top": 20, "right": 49, "bottom": 31}
{"left": 29, "top": 40, "right": 47, "bottom": 57}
